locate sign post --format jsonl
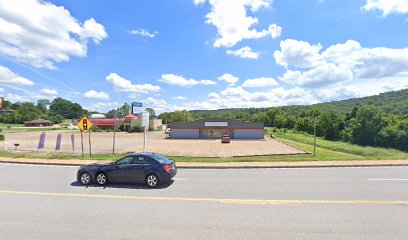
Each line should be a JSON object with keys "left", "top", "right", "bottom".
{"left": 77, "top": 117, "right": 93, "bottom": 158}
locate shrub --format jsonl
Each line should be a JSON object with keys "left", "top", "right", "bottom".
{"left": 129, "top": 124, "right": 143, "bottom": 133}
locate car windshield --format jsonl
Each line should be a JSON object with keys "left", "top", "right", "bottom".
{"left": 151, "top": 154, "right": 172, "bottom": 164}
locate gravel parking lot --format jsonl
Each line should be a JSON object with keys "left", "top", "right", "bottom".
{"left": 3, "top": 131, "right": 307, "bottom": 157}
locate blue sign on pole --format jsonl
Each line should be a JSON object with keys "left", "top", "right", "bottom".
{"left": 38, "top": 132, "right": 46, "bottom": 149}
{"left": 132, "top": 102, "right": 143, "bottom": 115}
{"left": 55, "top": 133, "right": 62, "bottom": 150}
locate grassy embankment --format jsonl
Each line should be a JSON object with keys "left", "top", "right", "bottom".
{"left": 0, "top": 127, "right": 407, "bottom": 162}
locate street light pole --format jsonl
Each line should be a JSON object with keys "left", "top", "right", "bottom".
{"left": 313, "top": 113, "right": 317, "bottom": 157}
{"left": 112, "top": 108, "right": 118, "bottom": 154}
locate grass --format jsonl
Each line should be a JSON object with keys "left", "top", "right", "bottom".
{"left": 265, "top": 127, "right": 408, "bottom": 160}
{"left": 1, "top": 127, "right": 72, "bottom": 133}
{"left": 0, "top": 128, "right": 406, "bottom": 162}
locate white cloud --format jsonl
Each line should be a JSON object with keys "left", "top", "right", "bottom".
{"left": 128, "top": 28, "right": 158, "bottom": 38}
{"left": 198, "top": 0, "right": 282, "bottom": 48}
{"left": 0, "top": 0, "right": 107, "bottom": 69}
{"left": 84, "top": 90, "right": 110, "bottom": 100}
{"left": 242, "top": 77, "right": 279, "bottom": 88}
{"left": 5, "top": 93, "right": 30, "bottom": 102}
{"left": 279, "top": 63, "right": 353, "bottom": 87}
{"left": 106, "top": 73, "right": 160, "bottom": 94}
{"left": 86, "top": 102, "right": 121, "bottom": 112}
{"left": 217, "top": 73, "right": 239, "bottom": 86}
{"left": 159, "top": 74, "right": 216, "bottom": 87}
{"left": 362, "top": 0, "right": 408, "bottom": 16}
{"left": 275, "top": 39, "right": 408, "bottom": 90}
{"left": 194, "top": 0, "right": 207, "bottom": 5}
{"left": 40, "top": 88, "right": 58, "bottom": 95}
{"left": 0, "top": 65, "right": 34, "bottom": 86}
{"left": 226, "top": 46, "right": 260, "bottom": 59}
{"left": 274, "top": 39, "right": 325, "bottom": 68}
{"left": 220, "top": 86, "right": 249, "bottom": 97}
{"left": 173, "top": 96, "right": 187, "bottom": 100}
{"left": 0, "top": 87, "right": 4, "bottom": 93}
{"left": 144, "top": 97, "right": 168, "bottom": 107}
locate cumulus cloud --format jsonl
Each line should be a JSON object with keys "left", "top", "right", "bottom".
{"left": 40, "top": 88, "right": 58, "bottom": 95}
{"left": 0, "top": 65, "right": 34, "bottom": 86}
{"left": 86, "top": 102, "right": 121, "bottom": 112}
{"left": 217, "top": 73, "right": 239, "bottom": 86}
{"left": 275, "top": 39, "right": 408, "bottom": 90}
{"left": 159, "top": 74, "right": 216, "bottom": 87}
{"left": 106, "top": 73, "right": 160, "bottom": 94}
{"left": 242, "top": 77, "right": 279, "bottom": 88}
{"left": 0, "top": 0, "right": 107, "bottom": 69}
{"left": 274, "top": 39, "right": 325, "bottom": 68}
{"left": 226, "top": 46, "right": 260, "bottom": 59}
{"left": 84, "top": 90, "right": 110, "bottom": 100}
{"left": 197, "top": 0, "right": 282, "bottom": 48}
{"left": 128, "top": 28, "right": 158, "bottom": 38}
{"left": 173, "top": 96, "right": 187, "bottom": 100}
{"left": 5, "top": 93, "right": 30, "bottom": 103}
{"left": 362, "top": 0, "right": 408, "bottom": 16}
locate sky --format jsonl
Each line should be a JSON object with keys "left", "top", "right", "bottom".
{"left": 0, "top": 0, "right": 408, "bottom": 113}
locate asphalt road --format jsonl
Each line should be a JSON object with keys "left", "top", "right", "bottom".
{"left": 0, "top": 163, "right": 408, "bottom": 240}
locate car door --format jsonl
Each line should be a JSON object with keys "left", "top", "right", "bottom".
{"left": 108, "top": 156, "right": 133, "bottom": 183}
{"left": 128, "top": 155, "right": 151, "bottom": 183}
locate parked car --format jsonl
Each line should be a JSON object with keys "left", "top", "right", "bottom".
{"left": 221, "top": 135, "right": 231, "bottom": 143}
{"left": 77, "top": 153, "right": 177, "bottom": 188}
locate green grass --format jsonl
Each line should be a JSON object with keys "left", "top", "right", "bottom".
{"left": 1, "top": 127, "right": 72, "bottom": 133}
{"left": 265, "top": 127, "right": 408, "bottom": 160}
{"left": 0, "top": 123, "right": 24, "bottom": 128}
{"left": 0, "top": 128, "right": 407, "bottom": 162}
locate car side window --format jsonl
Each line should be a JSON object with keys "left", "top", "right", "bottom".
{"left": 116, "top": 156, "right": 133, "bottom": 165}
{"left": 131, "top": 156, "right": 146, "bottom": 164}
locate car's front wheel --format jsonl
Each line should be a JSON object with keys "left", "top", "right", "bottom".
{"left": 146, "top": 174, "right": 159, "bottom": 188}
{"left": 79, "top": 172, "right": 91, "bottom": 185}
{"left": 96, "top": 172, "right": 108, "bottom": 186}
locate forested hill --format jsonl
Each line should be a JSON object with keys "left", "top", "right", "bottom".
{"left": 310, "top": 88, "right": 408, "bottom": 115}
{"left": 189, "top": 88, "right": 408, "bottom": 117}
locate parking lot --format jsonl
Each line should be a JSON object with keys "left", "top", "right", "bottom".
{"left": 3, "top": 130, "right": 307, "bottom": 157}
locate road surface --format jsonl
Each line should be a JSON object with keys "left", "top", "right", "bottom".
{"left": 0, "top": 163, "right": 407, "bottom": 239}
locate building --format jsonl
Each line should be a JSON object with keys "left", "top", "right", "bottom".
{"left": 170, "top": 119, "right": 264, "bottom": 139}
{"left": 24, "top": 119, "right": 53, "bottom": 127}
{"left": 90, "top": 118, "right": 124, "bottom": 128}
{"left": 149, "top": 119, "right": 163, "bottom": 131}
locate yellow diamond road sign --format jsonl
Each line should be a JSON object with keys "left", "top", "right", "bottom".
{"left": 77, "top": 117, "right": 93, "bottom": 133}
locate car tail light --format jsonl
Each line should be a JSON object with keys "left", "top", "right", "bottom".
{"left": 163, "top": 165, "right": 172, "bottom": 172}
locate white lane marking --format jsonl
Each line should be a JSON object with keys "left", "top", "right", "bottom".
{"left": 172, "top": 178, "right": 186, "bottom": 181}
{"left": 0, "top": 163, "right": 78, "bottom": 168}
{"left": 368, "top": 179, "right": 408, "bottom": 181}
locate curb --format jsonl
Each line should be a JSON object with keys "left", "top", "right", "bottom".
{"left": 1, "top": 160, "right": 408, "bottom": 169}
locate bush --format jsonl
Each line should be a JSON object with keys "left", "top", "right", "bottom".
{"left": 118, "top": 124, "right": 124, "bottom": 132}
{"left": 129, "top": 124, "right": 143, "bottom": 133}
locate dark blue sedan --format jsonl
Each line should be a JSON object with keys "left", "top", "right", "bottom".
{"left": 77, "top": 153, "right": 177, "bottom": 188}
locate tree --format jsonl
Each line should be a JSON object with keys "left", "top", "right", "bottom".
{"left": 118, "top": 103, "right": 130, "bottom": 118}
{"left": 145, "top": 108, "right": 156, "bottom": 119}
{"left": 37, "top": 99, "right": 51, "bottom": 112}
{"left": 50, "top": 98, "right": 83, "bottom": 119}
{"left": 171, "top": 110, "right": 192, "bottom": 122}
{"left": 158, "top": 112, "right": 171, "bottom": 124}
{"left": 318, "top": 111, "right": 342, "bottom": 140}
{"left": 343, "top": 106, "right": 383, "bottom": 146}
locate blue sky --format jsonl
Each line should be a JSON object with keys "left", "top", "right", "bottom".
{"left": 0, "top": 0, "right": 407, "bottom": 113}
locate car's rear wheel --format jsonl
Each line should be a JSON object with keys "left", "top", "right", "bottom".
{"left": 146, "top": 174, "right": 159, "bottom": 188}
{"left": 96, "top": 172, "right": 108, "bottom": 186}
{"left": 79, "top": 172, "right": 91, "bottom": 185}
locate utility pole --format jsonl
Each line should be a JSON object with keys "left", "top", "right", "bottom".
{"left": 112, "top": 108, "right": 118, "bottom": 154}
{"left": 313, "top": 113, "right": 317, "bottom": 157}
{"left": 143, "top": 126, "right": 147, "bottom": 153}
